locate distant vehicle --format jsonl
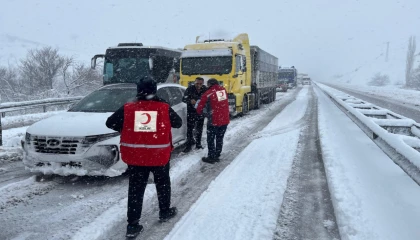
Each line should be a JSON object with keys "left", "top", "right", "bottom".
{"left": 179, "top": 33, "right": 278, "bottom": 116}
{"left": 21, "top": 83, "right": 188, "bottom": 177}
{"left": 278, "top": 66, "right": 297, "bottom": 89}
{"left": 276, "top": 79, "right": 288, "bottom": 92}
{"left": 91, "top": 43, "right": 181, "bottom": 85}
{"left": 302, "top": 77, "right": 311, "bottom": 85}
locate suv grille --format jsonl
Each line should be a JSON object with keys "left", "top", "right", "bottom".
{"left": 31, "top": 136, "right": 83, "bottom": 154}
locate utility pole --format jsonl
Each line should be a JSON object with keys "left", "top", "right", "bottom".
{"left": 385, "top": 41, "right": 389, "bottom": 62}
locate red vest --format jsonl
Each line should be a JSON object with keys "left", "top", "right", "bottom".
{"left": 120, "top": 101, "right": 173, "bottom": 166}
{"left": 196, "top": 85, "right": 230, "bottom": 126}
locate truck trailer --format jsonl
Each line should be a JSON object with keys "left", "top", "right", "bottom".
{"left": 91, "top": 43, "right": 181, "bottom": 85}
{"left": 179, "top": 33, "right": 278, "bottom": 116}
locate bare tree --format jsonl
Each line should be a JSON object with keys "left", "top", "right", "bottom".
{"left": 0, "top": 66, "right": 17, "bottom": 103}
{"left": 0, "top": 65, "right": 29, "bottom": 102}
{"left": 368, "top": 72, "right": 390, "bottom": 86}
{"left": 62, "top": 63, "right": 102, "bottom": 96}
{"left": 405, "top": 36, "right": 416, "bottom": 88}
{"left": 1, "top": 46, "right": 103, "bottom": 103}
{"left": 411, "top": 65, "right": 420, "bottom": 90}
{"left": 60, "top": 57, "right": 75, "bottom": 94}
{"left": 20, "top": 47, "right": 66, "bottom": 95}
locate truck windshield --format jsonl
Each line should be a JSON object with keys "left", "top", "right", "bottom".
{"left": 278, "top": 71, "right": 296, "bottom": 80}
{"left": 104, "top": 49, "right": 150, "bottom": 84}
{"left": 181, "top": 57, "right": 232, "bottom": 75}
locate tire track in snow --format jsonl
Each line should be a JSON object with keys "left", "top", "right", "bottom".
{"left": 274, "top": 86, "right": 341, "bottom": 240}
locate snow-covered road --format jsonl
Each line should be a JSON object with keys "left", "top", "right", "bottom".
{"left": 1, "top": 85, "right": 420, "bottom": 240}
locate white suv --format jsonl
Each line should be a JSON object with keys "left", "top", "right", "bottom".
{"left": 21, "top": 83, "right": 187, "bottom": 177}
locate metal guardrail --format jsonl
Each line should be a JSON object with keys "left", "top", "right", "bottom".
{"left": 315, "top": 83, "right": 420, "bottom": 185}
{"left": 0, "top": 97, "right": 83, "bottom": 146}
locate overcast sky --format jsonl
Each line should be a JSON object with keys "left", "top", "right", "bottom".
{"left": 1, "top": 0, "right": 420, "bottom": 83}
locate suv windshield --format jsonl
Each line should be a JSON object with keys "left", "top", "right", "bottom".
{"left": 182, "top": 57, "right": 232, "bottom": 75}
{"left": 69, "top": 88, "right": 137, "bottom": 112}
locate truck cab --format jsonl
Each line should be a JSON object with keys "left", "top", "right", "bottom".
{"left": 179, "top": 35, "right": 251, "bottom": 115}
{"left": 180, "top": 34, "right": 278, "bottom": 116}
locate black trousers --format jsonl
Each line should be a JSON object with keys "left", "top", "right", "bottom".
{"left": 206, "top": 125, "right": 228, "bottom": 159}
{"left": 127, "top": 163, "right": 171, "bottom": 225}
{"left": 186, "top": 112, "right": 204, "bottom": 146}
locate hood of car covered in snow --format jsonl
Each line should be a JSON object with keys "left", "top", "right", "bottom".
{"left": 26, "top": 112, "right": 116, "bottom": 137}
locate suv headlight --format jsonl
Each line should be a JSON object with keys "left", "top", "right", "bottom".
{"left": 81, "top": 132, "right": 120, "bottom": 146}
{"left": 25, "top": 132, "right": 31, "bottom": 143}
{"left": 86, "top": 145, "right": 119, "bottom": 167}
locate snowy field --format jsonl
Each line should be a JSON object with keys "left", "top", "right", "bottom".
{"left": 327, "top": 82, "right": 420, "bottom": 107}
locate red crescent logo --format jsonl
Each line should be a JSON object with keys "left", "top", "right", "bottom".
{"left": 218, "top": 91, "right": 224, "bottom": 97}
{"left": 141, "top": 113, "right": 152, "bottom": 124}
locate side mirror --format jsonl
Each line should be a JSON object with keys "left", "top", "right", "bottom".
{"left": 91, "top": 54, "right": 105, "bottom": 69}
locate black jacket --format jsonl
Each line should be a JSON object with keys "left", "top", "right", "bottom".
{"left": 106, "top": 96, "right": 182, "bottom": 133}
{"left": 182, "top": 85, "right": 208, "bottom": 113}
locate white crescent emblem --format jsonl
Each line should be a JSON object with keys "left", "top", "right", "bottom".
{"left": 141, "top": 113, "right": 152, "bottom": 124}
{"left": 216, "top": 90, "right": 227, "bottom": 101}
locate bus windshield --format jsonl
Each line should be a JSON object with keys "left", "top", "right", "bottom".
{"left": 103, "top": 49, "right": 150, "bottom": 84}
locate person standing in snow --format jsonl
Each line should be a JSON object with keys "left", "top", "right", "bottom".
{"left": 106, "top": 76, "right": 182, "bottom": 238}
{"left": 196, "top": 78, "right": 230, "bottom": 164}
{"left": 181, "top": 76, "right": 208, "bottom": 153}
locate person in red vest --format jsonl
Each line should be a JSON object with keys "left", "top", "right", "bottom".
{"left": 106, "top": 76, "right": 182, "bottom": 238}
{"left": 196, "top": 78, "right": 230, "bottom": 164}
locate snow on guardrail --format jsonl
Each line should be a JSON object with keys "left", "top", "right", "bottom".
{"left": 315, "top": 82, "right": 420, "bottom": 185}
{"left": 0, "top": 96, "right": 83, "bottom": 146}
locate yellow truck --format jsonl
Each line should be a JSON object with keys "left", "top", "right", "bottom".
{"left": 179, "top": 33, "right": 278, "bottom": 116}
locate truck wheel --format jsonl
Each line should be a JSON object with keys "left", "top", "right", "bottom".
{"left": 268, "top": 90, "right": 273, "bottom": 103}
{"left": 241, "top": 95, "right": 249, "bottom": 115}
{"left": 255, "top": 92, "right": 261, "bottom": 109}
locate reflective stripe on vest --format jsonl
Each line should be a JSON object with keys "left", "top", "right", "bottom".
{"left": 120, "top": 142, "right": 171, "bottom": 149}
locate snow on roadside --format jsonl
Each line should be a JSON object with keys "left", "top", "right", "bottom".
{"left": 315, "top": 86, "right": 420, "bottom": 240}
{"left": 1, "top": 126, "right": 27, "bottom": 148}
{"left": 1, "top": 111, "right": 64, "bottom": 158}
{"left": 1, "top": 111, "right": 66, "bottom": 128}
{"left": 164, "top": 88, "right": 308, "bottom": 240}
{"left": 329, "top": 82, "right": 420, "bottom": 107}
{"left": 0, "top": 126, "right": 27, "bottom": 161}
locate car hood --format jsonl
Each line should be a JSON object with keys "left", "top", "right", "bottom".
{"left": 27, "top": 112, "right": 116, "bottom": 137}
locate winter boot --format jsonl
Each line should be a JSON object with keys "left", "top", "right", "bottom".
{"left": 159, "top": 207, "right": 178, "bottom": 222}
{"left": 126, "top": 224, "right": 144, "bottom": 238}
{"left": 201, "top": 157, "right": 219, "bottom": 164}
{"left": 182, "top": 145, "right": 192, "bottom": 153}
